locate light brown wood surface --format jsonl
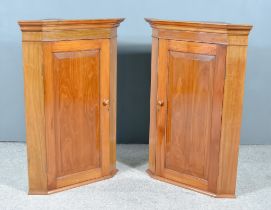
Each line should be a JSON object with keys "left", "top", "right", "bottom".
{"left": 148, "top": 37, "right": 159, "bottom": 173}
{"left": 146, "top": 18, "right": 252, "bottom": 198}
{"left": 22, "top": 42, "right": 48, "bottom": 194}
{"left": 109, "top": 37, "right": 118, "bottom": 173}
{"left": 217, "top": 45, "right": 249, "bottom": 195}
{"left": 19, "top": 18, "right": 124, "bottom": 194}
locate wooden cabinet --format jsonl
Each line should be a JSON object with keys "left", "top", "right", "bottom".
{"left": 19, "top": 19, "right": 124, "bottom": 194}
{"left": 145, "top": 19, "right": 252, "bottom": 198}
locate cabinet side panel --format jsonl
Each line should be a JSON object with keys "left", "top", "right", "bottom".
{"left": 149, "top": 37, "right": 159, "bottom": 173}
{"left": 109, "top": 37, "right": 117, "bottom": 173}
{"left": 22, "top": 42, "right": 47, "bottom": 193}
{"left": 218, "top": 45, "right": 248, "bottom": 196}
{"left": 100, "top": 40, "right": 111, "bottom": 176}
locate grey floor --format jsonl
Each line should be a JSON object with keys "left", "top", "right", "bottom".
{"left": 0, "top": 143, "right": 270, "bottom": 210}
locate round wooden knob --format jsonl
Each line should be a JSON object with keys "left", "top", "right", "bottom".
{"left": 157, "top": 100, "right": 164, "bottom": 106}
{"left": 102, "top": 99, "right": 110, "bottom": 106}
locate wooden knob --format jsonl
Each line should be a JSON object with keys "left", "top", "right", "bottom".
{"left": 157, "top": 100, "right": 164, "bottom": 106}
{"left": 102, "top": 99, "right": 110, "bottom": 106}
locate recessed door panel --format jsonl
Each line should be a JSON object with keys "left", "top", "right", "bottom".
{"left": 166, "top": 51, "right": 215, "bottom": 180}
{"left": 44, "top": 40, "right": 110, "bottom": 189}
{"left": 53, "top": 50, "right": 100, "bottom": 177}
{"left": 157, "top": 40, "right": 226, "bottom": 192}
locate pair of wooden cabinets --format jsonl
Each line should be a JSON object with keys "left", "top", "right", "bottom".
{"left": 19, "top": 18, "right": 252, "bottom": 197}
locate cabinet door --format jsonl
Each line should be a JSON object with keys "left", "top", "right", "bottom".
{"left": 156, "top": 40, "right": 226, "bottom": 193}
{"left": 43, "top": 40, "right": 110, "bottom": 190}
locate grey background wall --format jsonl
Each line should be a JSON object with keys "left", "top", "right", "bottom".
{"left": 0, "top": 0, "right": 270, "bottom": 144}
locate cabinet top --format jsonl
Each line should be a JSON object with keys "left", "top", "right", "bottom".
{"left": 145, "top": 18, "right": 252, "bottom": 35}
{"left": 18, "top": 18, "right": 125, "bottom": 32}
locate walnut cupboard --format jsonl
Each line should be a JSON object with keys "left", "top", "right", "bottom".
{"left": 145, "top": 18, "right": 252, "bottom": 198}
{"left": 19, "top": 18, "right": 124, "bottom": 194}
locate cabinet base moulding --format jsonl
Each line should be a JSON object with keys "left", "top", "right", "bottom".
{"left": 146, "top": 170, "right": 235, "bottom": 199}
{"left": 29, "top": 169, "right": 118, "bottom": 195}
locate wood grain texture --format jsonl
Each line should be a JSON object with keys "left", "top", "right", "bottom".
{"left": 28, "top": 169, "right": 117, "bottom": 195}
{"left": 22, "top": 28, "right": 117, "bottom": 42}
{"left": 168, "top": 40, "right": 217, "bottom": 55}
{"left": 217, "top": 45, "right": 248, "bottom": 196}
{"left": 156, "top": 39, "right": 169, "bottom": 176}
{"left": 165, "top": 50, "right": 215, "bottom": 181}
{"left": 147, "top": 19, "right": 251, "bottom": 46}
{"left": 146, "top": 169, "right": 235, "bottom": 198}
{"left": 109, "top": 37, "right": 118, "bottom": 173}
{"left": 22, "top": 42, "right": 48, "bottom": 194}
{"left": 99, "top": 39, "right": 111, "bottom": 177}
{"left": 53, "top": 50, "right": 100, "bottom": 177}
{"left": 18, "top": 19, "right": 125, "bottom": 32}
{"left": 158, "top": 40, "right": 226, "bottom": 193}
{"left": 153, "top": 28, "right": 228, "bottom": 45}
{"left": 44, "top": 40, "right": 111, "bottom": 190}
{"left": 146, "top": 18, "right": 252, "bottom": 198}
{"left": 206, "top": 45, "right": 227, "bottom": 194}
{"left": 56, "top": 168, "right": 102, "bottom": 188}
{"left": 148, "top": 37, "right": 159, "bottom": 174}
{"left": 19, "top": 19, "right": 123, "bottom": 194}
{"left": 152, "top": 29, "right": 249, "bottom": 46}
{"left": 145, "top": 18, "right": 252, "bottom": 35}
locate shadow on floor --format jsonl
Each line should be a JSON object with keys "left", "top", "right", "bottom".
{"left": 1, "top": 143, "right": 271, "bottom": 198}
{"left": 116, "top": 144, "right": 148, "bottom": 168}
